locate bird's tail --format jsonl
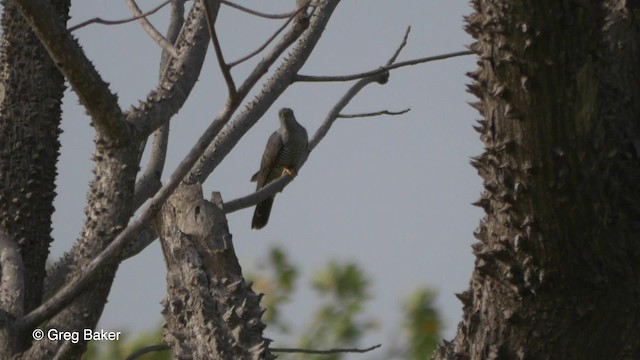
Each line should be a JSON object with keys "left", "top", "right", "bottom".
{"left": 252, "top": 197, "right": 275, "bottom": 229}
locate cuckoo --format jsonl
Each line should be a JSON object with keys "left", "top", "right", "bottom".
{"left": 251, "top": 108, "right": 308, "bottom": 229}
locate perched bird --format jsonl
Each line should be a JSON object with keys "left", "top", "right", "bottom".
{"left": 251, "top": 108, "right": 308, "bottom": 229}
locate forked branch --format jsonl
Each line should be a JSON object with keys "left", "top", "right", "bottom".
{"left": 203, "top": 0, "right": 236, "bottom": 98}
{"left": 228, "top": 2, "right": 312, "bottom": 67}
{"left": 295, "top": 50, "right": 473, "bottom": 82}
{"left": 125, "top": 0, "right": 178, "bottom": 58}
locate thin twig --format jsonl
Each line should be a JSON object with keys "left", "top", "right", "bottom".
{"left": 338, "top": 108, "right": 410, "bottom": 118}
{"left": 308, "top": 28, "right": 413, "bottom": 148}
{"left": 125, "top": 0, "right": 179, "bottom": 59}
{"left": 271, "top": 344, "right": 382, "bottom": 354}
{"left": 204, "top": 0, "right": 237, "bottom": 99}
{"left": 295, "top": 50, "right": 473, "bottom": 82}
{"left": 68, "top": 0, "right": 172, "bottom": 33}
{"left": 309, "top": 75, "right": 387, "bottom": 152}
{"left": 221, "top": 0, "right": 296, "bottom": 19}
{"left": 387, "top": 26, "right": 411, "bottom": 66}
{"left": 228, "top": 3, "right": 310, "bottom": 67}
{"left": 125, "top": 343, "right": 170, "bottom": 360}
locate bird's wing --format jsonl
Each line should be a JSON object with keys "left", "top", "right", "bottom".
{"left": 251, "top": 130, "right": 284, "bottom": 187}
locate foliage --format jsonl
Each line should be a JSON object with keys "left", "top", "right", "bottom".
{"left": 249, "top": 246, "right": 299, "bottom": 333}
{"left": 98, "top": 246, "right": 442, "bottom": 359}
{"left": 401, "top": 288, "right": 441, "bottom": 359}
{"left": 292, "top": 260, "right": 376, "bottom": 360}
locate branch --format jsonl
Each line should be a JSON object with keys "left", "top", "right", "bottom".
{"left": 160, "top": 0, "right": 186, "bottom": 77}
{"left": 223, "top": 173, "right": 294, "bottom": 214}
{"left": 133, "top": 0, "right": 184, "bottom": 210}
{"left": 271, "top": 344, "right": 382, "bottom": 354}
{"left": 125, "top": 343, "right": 170, "bottom": 360}
{"left": 68, "top": 0, "right": 172, "bottom": 34}
{"left": 221, "top": 0, "right": 296, "bottom": 19}
{"left": 133, "top": 122, "right": 169, "bottom": 210}
{"left": 387, "top": 26, "right": 411, "bottom": 66}
{"left": 338, "top": 108, "right": 410, "bottom": 118}
{"left": 309, "top": 74, "right": 388, "bottom": 152}
{"left": 204, "top": 0, "right": 236, "bottom": 99}
{"left": 228, "top": 3, "right": 311, "bottom": 67}
{"left": 295, "top": 50, "right": 473, "bottom": 82}
{"left": 128, "top": 0, "right": 210, "bottom": 139}
{"left": 10, "top": 0, "right": 126, "bottom": 139}
{"left": 125, "top": 0, "right": 178, "bottom": 58}
{"left": 43, "top": 0, "right": 186, "bottom": 304}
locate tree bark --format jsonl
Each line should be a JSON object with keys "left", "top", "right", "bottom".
{"left": 435, "top": 1, "right": 640, "bottom": 359}
{"left": 156, "top": 184, "right": 272, "bottom": 359}
{"left": 0, "top": 0, "right": 68, "bottom": 353}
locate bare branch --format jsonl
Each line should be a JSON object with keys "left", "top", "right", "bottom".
{"left": 68, "top": 0, "right": 172, "bottom": 34}
{"left": 125, "top": 0, "right": 179, "bottom": 58}
{"left": 309, "top": 73, "right": 388, "bottom": 152}
{"left": 134, "top": 0, "right": 184, "bottom": 210}
{"left": 387, "top": 26, "right": 411, "bottom": 66}
{"left": 11, "top": 0, "right": 126, "bottom": 139}
{"left": 338, "top": 108, "right": 410, "bottom": 118}
{"left": 128, "top": 1, "right": 210, "bottom": 139}
{"left": 271, "top": 344, "right": 382, "bottom": 354}
{"left": 204, "top": 0, "right": 236, "bottom": 99}
{"left": 133, "top": 122, "right": 169, "bottom": 210}
{"left": 295, "top": 50, "right": 473, "bottom": 82}
{"left": 125, "top": 343, "right": 170, "bottom": 360}
{"left": 221, "top": 0, "right": 296, "bottom": 19}
{"left": 228, "top": 4, "right": 311, "bottom": 67}
{"left": 223, "top": 173, "right": 294, "bottom": 214}
{"left": 159, "top": 0, "right": 186, "bottom": 77}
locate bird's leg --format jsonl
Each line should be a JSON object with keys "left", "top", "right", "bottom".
{"left": 282, "top": 167, "right": 297, "bottom": 177}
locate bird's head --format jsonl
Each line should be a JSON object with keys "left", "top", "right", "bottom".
{"left": 278, "top": 108, "right": 295, "bottom": 127}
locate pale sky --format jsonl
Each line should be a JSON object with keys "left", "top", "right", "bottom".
{"left": 51, "top": 0, "right": 482, "bottom": 356}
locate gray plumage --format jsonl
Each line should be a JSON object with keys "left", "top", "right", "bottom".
{"left": 251, "top": 108, "right": 308, "bottom": 229}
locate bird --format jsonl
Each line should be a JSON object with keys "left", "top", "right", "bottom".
{"left": 251, "top": 108, "right": 308, "bottom": 229}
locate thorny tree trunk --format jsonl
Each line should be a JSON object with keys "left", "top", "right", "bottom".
{"left": 435, "top": 1, "right": 640, "bottom": 359}
{"left": 0, "top": 0, "right": 68, "bottom": 353}
{"left": 156, "top": 184, "right": 272, "bottom": 360}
